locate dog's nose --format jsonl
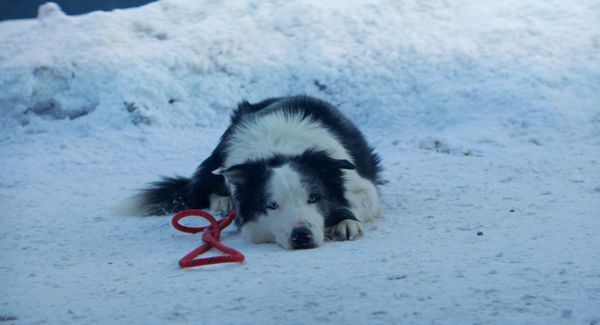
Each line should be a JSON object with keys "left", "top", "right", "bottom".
{"left": 290, "top": 227, "right": 315, "bottom": 249}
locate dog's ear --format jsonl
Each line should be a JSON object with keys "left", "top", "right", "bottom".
{"left": 213, "top": 163, "right": 265, "bottom": 185}
{"left": 331, "top": 158, "right": 356, "bottom": 170}
{"left": 297, "top": 149, "right": 356, "bottom": 171}
{"left": 213, "top": 165, "right": 246, "bottom": 185}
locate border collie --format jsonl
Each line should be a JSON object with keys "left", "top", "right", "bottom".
{"left": 131, "top": 96, "right": 382, "bottom": 249}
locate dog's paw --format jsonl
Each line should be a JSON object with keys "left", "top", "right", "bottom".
{"left": 329, "top": 219, "right": 364, "bottom": 241}
{"left": 209, "top": 194, "right": 233, "bottom": 214}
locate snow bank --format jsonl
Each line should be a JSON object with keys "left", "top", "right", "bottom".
{"left": 1, "top": 0, "right": 598, "bottom": 135}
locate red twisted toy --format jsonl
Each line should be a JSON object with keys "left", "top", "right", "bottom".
{"left": 171, "top": 209, "right": 244, "bottom": 268}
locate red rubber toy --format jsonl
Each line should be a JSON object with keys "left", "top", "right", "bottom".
{"left": 171, "top": 209, "right": 244, "bottom": 268}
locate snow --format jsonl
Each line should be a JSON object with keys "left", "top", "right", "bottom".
{"left": 1, "top": 0, "right": 599, "bottom": 323}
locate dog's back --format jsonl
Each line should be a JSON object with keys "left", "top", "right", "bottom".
{"left": 227, "top": 96, "right": 381, "bottom": 183}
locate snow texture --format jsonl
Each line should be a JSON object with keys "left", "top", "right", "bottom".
{"left": 1, "top": 0, "right": 599, "bottom": 323}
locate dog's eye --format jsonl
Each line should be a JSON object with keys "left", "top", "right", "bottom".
{"left": 266, "top": 201, "right": 279, "bottom": 210}
{"left": 307, "top": 193, "right": 321, "bottom": 203}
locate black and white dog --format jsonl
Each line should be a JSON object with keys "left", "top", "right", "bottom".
{"left": 130, "top": 96, "right": 382, "bottom": 249}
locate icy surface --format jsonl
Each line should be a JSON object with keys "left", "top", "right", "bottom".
{"left": 1, "top": 0, "right": 599, "bottom": 323}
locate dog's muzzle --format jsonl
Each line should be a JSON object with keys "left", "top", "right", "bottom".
{"left": 290, "top": 226, "right": 315, "bottom": 249}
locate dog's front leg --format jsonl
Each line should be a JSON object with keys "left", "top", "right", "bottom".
{"left": 325, "top": 208, "right": 364, "bottom": 241}
{"left": 209, "top": 193, "right": 233, "bottom": 215}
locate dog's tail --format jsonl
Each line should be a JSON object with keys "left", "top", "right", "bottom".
{"left": 114, "top": 176, "right": 193, "bottom": 216}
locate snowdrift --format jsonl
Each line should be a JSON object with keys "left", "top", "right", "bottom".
{"left": 1, "top": 0, "right": 598, "bottom": 135}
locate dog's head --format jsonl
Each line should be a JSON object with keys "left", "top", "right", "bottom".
{"left": 216, "top": 150, "right": 355, "bottom": 249}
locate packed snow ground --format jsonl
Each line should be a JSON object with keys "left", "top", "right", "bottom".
{"left": 1, "top": 0, "right": 599, "bottom": 324}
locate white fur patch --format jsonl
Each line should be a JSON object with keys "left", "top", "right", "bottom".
{"left": 241, "top": 220, "right": 275, "bottom": 244}
{"left": 208, "top": 193, "right": 233, "bottom": 214}
{"left": 224, "top": 111, "right": 353, "bottom": 168}
{"left": 343, "top": 170, "right": 382, "bottom": 223}
{"left": 329, "top": 219, "right": 364, "bottom": 240}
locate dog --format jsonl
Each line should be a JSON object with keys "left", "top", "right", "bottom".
{"left": 129, "top": 96, "right": 382, "bottom": 249}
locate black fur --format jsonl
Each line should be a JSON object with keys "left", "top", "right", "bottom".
{"left": 137, "top": 96, "right": 381, "bottom": 219}
{"left": 137, "top": 176, "right": 191, "bottom": 215}
{"left": 218, "top": 159, "right": 273, "bottom": 227}
{"left": 290, "top": 150, "right": 356, "bottom": 227}
{"left": 325, "top": 208, "right": 358, "bottom": 228}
